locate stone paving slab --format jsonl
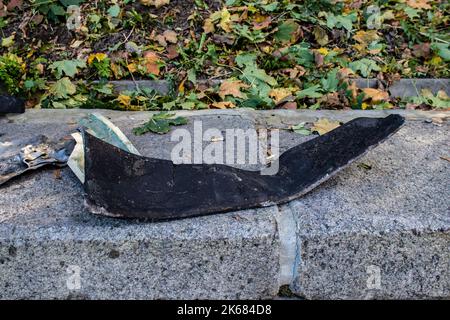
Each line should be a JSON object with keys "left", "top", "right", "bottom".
{"left": 92, "top": 78, "right": 450, "bottom": 97}
{"left": 0, "top": 109, "right": 449, "bottom": 299}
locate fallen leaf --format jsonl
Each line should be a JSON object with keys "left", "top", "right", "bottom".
{"left": 49, "top": 77, "right": 76, "bottom": 99}
{"left": 140, "top": 0, "right": 170, "bottom": 8}
{"left": 412, "top": 42, "right": 431, "bottom": 58}
{"left": 143, "top": 51, "right": 161, "bottom": 75}
{"left": 163, "top": 30, "right": 178, "bottom": 44}
{"left": 362, "top": 88, "right": 389, "bottom": 102}
{"left": 70, "top": 40, "right": 83, "bottom": 48}
{"left": 166, "top": 45, "right": 179, "bottom": 60}
{"left": 269, "top": 88, "right": 294, "bottom": 104}
{"left": 406, "top": 0, "right": 432, "bottom": 10}
{"left": 53, "top": 169, "right": 62, "bottom": 180}
{"left": 313, "top": 26, "right": 329, "bottom": 46}
{"left": 117, "top": 94, "right": 131, "bottom": 107}
{"left": 203, "top": 18, "right": 215, "bottom": 34}
{"left": 279, "top": 101, "right": 297, "bottom": 110}
{"left": 291, "top": 122, "right": 311, "bottom": 135}
{"left": 127, "top": 63, "right": 137, "bottom": 73}
{"left": 6, "top": 0, "right": 22, "bottom": 11}
{"left": 353, "top": 30, "right": 379, "bottom": 44}
{"left": 211, "top": 101, "right": 236, "bottom": 109}
{"left": 219, "top": 79, "right": 249, "bottom": 99}
{"left": 253, "top": 16, "right": 272, "bottom": 30}
{"left": 210, "top": 8, "right": 233, "bottom": 32}
{"left": 87, "top": 53, "right": 107, "bottom": 64}
{"left": 312, "top": 118, "right": 341, "bottom": 135}
{"left": 274, "top": 20, "right": 301, "bottom": 43}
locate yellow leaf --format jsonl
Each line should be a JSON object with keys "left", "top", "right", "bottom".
{"left": 317, "top": 47, "right": 329, "bottom": 56}
{"left": 178, "top": 77, "right": 186, "bottom": 94}
{"left": 429, "top": 56, "right": 442, "bottom": 66}
{"left": 1, "top": 34, "right": 14, "bottom": 47}
{"left": 88, "top": 53, "right": 107, "bottom": 65}
{"left": 406, "top": 0, "right": 432, "bottom": 9}
{"left": 143, "top": 51, "right": 161, "bottom": 75}
{"left": 211, "top": 101, "right": 236, "bottom": 109}
{"left": 353, "top": 30, "right": 379, "bottom": 45}
{"left": 139, "top": 0, "right": 170, "bottom": 8}
{"left": 437, "top": 90, "right": 449, "bottom": 101}
{"left": 127, "top": 63, "right": 137, "bottom": 73}
{"left": 117, "top": 94, "right": 131, "bottom": 106}
{"left": 362, "top": 88, "right": 389, "bottom": 102}
{"left": 218, "top": 8, "right": 232, "bottom": 32}
{"left": 162, "top": 30, "right": 178, "bottom": 44}
{"left": 312, "top": 118, "right": 341, "bottom": 135}
{"left": 203, "top": 18, "right": 215, "bottom": 34}
{"left": 269, "top": 88, "right": 294, "bottom": 104}
{"left": 219, "top": 80, "right": 249, "bottom": 100}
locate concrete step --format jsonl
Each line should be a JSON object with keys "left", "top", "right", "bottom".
{"left": 0, "top": 109, "right": 448, "bottom": 299}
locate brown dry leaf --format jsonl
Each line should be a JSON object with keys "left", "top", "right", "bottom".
{"left": 412, "top": 42, "right": 431, "bottom": 58}
{"left": 140, "top": 0, "right": 170, "bottom": 8}
{"left": 353, "top": 30, "right": 379, "bottom": 44}
{"left": 156, "top": 34, "right": 167, "bottom": 47}
{"left": 362, "top": 88, "right": 389, "bottom": 102}
{"left": 337, "top": 67, "right": 355, "bottom": 79}
{"left": 312, "top": 118, "right": 341, "bottom": 135}
{"left": 219, "top": 80, "right": 249, "bottom": 100}
{"left": 269, "top": 88, "right": 294, "bottom": 104}
{"left": 143, "top": 51, "right": 160, "bottom": 75}
{"left": 406, "top": 0, "right": 432, "bottom": 9}
{"left": 31, "top": 14, "right": 44, "bottom": 25}
{"left": 279, "top": 101, "right": 297, "bottom": 110}
{"left": 163, "top": 30, "right": 178, "bottom": 44}
{"left": 252, "top": 16, "right": 272, "bottom": 30}
{"left": 437, "top": 90, "right": 449, "bottom": 101}
{"left": 203, "top": 18, "right": 215, "bottom": 33}
{"left": 211, "top": 101, "right": 236, "bottom": 109}
{"left": 6, "top": 0, "right": 22, "bottom": 10}
{"left": 53, "top": 169, "right": 62, "bottom": 180}
{"left": 166, "top": 45, "right": 179, "bottom": 60}
{"left": 282, "top": 66, "right": 306, "bottom": 79}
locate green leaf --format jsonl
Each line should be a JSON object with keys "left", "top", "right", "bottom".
{"left": 60, "top": 0, "right": 84, "bottom": 6}
{"left": 107, "top": 4, "right": 121, "bottom": 18}
{"left": 49, "top": 77, "right": 77, "bottom": 99}
{"left": 313, "top": 26, "right": 329, "bottom": 46}
{"left": 404, "top": 7, "right": 420, "bottom": 20}
{"left": 50, "top": 4, "right": 66, "bottom": 16}
{"left": 291, "top": 122, "right": 311, "bottom": 135}
{"left": 432, "top": 43, "right": 450, "bottom": 61}
{"left": 235, "top": 53, "right": 257, "bottom": 68}
{"left": 321, "top": 69, "right": 339, "bottom": 92}
{"left": 133, "top": 112, "right": 188, "bottom": 135}
{"left": 235, "top": 53, "right": 277, "bottom": 87}
{"left": 274, "top": 20, "right": 299, "bottom": 43}
{"left": 296, "top": 85, "right": 323, "bottom": 99}
{"left": 243, "top": 65, "right": 277, "bottom": 86}
{"left": 349, "top": 58, "right": 380, "bottom": 77}
{"left": 326, "top": 12, "right": 357, "bottom": 32}
{"left": 49, "top": 59, "right": 86, "bottom": 78}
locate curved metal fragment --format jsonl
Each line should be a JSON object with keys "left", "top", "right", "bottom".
{"left": 83, "top": 115, "right": 405, "bottom": 220}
